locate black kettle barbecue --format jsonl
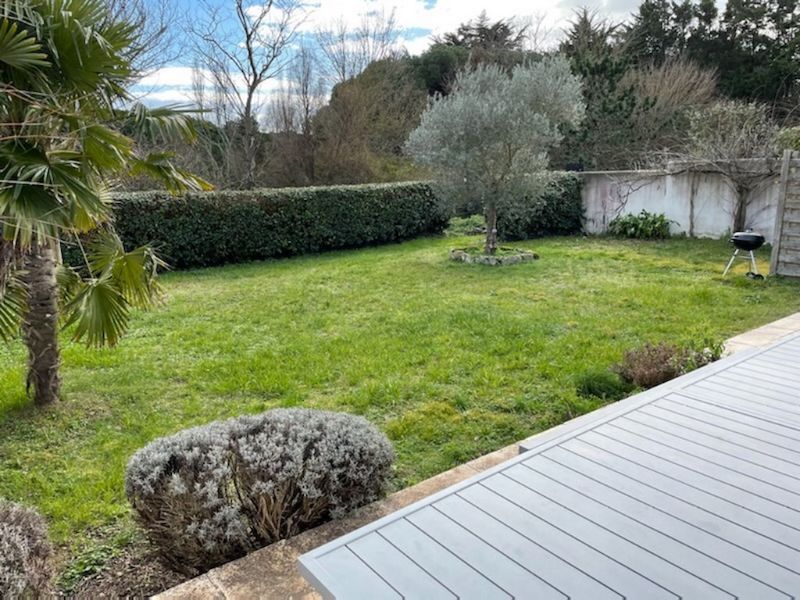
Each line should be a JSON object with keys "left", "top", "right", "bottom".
{"left": 723, "top": 229, "right": 765, "bottom": 279}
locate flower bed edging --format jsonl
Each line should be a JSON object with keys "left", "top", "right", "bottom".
{"left": 449, "top": 247, "right": 540, "bottom": 266}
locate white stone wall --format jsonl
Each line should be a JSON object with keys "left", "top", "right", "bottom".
{"left": 580, "top": 169, "right": 780, "bottom": 242}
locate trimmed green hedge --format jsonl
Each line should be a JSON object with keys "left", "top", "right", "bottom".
{"left": 101, "top": 182, "right": 448, "bottom": 269}
{"left": 63, "top": 178, "right": 583, "bottom": 269}
{"left": 496, "top": 173, "right": 584, "bottom": 241}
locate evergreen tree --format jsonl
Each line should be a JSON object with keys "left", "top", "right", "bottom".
{"left": 718, "top": 0, "right": 800, "bottom": 107}
{"left": 554, "top": 10, "right": 642, "bottom": 170}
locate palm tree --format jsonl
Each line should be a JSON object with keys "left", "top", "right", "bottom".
{"left": 0, "top": 0, "right": 210, "bottom": 406}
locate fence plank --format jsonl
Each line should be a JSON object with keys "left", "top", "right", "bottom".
{"left": 772, "top": 150, "right": 798, "bottom": 276}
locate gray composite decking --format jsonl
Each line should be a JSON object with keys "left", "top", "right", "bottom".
{"left": 299, "top": 333, "right": 800, "bottom": 599}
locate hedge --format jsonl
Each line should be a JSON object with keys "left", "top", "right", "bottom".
{"left": 63, "top": 177, "right": 583, "bottom": 269}
{"left": 496, "top": 173, "right": 584, "bottom": 240}
{"left": 95, "top": 182, "right": 449, "bottom": 269}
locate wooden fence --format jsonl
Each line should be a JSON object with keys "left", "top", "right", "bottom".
{"left": 770, "top": 150, "right": 800, "bottom": 277}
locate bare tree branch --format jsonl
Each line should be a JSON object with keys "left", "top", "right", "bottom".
{"left": 188, "top": 0, "right": 306, "bottom": 188}
{"left": 653, "top": 100, "right": 780, "bottom": 230}
{"left": 315, "top": 8, "right": 400, "bottom": 86}
{"left": 106, "top": 0, "right": 181, "bottom": 76}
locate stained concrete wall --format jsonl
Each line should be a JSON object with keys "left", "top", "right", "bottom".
{"left": 580, "top": 169, "right": 780, "bottom": 242}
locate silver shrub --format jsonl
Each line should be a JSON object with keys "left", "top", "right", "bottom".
{"left": 125, "top": 409, "right": 394, "bottom": 575}
{"left": 0, "top": 500, "right": 54, "bottom": 599}
{"left": 124, "top": 420, "right": 252, "bottom": 574}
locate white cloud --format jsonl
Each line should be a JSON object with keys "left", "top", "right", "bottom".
{"left": 138, "top": 89, "right": 195, "bottom": 103}
{"left": 134, "top": 0, "right": 595, "bottom": 108}
{"left": 137, "top": 66, "right": 199, "bottom": 89}
{"left": 398, "top": 33, "right": 433, "bottom": 57}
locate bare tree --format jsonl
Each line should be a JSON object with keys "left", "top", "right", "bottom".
{"left": 189, "top": 0, "right": 305, "bottom": 188}
{"left": 624, "top": 57, "right": 717, "bottom": 156}
{"left": 267, "top": 46, "right": 325, "bottom": 185}
{"left": 106, "top": 0, "right": 181, "bottom": 75}
{"left": 660, "top": 100, "right": 780, "bottom": 231}
{"left": 626, "top": 58, "right": 717, "bottom": 115}
{"left": 516, "top": 13, "right": 556, "bottom": 54}
{"left": 314, "top": 56, "right": 426, "bottom": 185}
{"left": 315, "top": 8, "right": 400, "bottom": 85}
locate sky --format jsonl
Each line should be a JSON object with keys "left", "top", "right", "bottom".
{"left": 131, "top": 0, "right": 719, "bottom": 109}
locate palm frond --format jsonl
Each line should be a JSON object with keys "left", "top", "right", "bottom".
{"left": 125, "top": 103, "right": 201, "bottom": 143}
{"left": 129, "top": 152, "right": 213, "bottom": 193}
{"left": 0, "top": 143, "right": 113, "bottom": 242}
{"left": 0, "top": 18, "right": 49, "bottom": 69}
{"left": 56, "top": 262, "right": 83, "bottom": 305}
{"left": 58, "top": 228, "right": 165, "bottom": 347}
{"left": 62, "top": 273, "right": 129, "bottom": 347}
{"left": 86, "top": 230, "right": 166, "bottom": 309}
{"left": 81, "top": 123, "right": 133, "bottom": 171}
{"left": 31, "top": 0, "right": 134, "bottom": 98}
{"left": 0, "top": 269, "right": 26, "bottom": 342}
{"left": 63, "top": 177, "right": 113, "bottom": 233}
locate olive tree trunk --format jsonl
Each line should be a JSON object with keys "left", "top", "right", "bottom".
{"left": 485, "top": 203, "right": 498, "bottom": 255}
{"left": 22, "top": 244, "right": 61, "bottom": 406}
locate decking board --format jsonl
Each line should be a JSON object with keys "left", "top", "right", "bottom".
{"left": 300, "top": 334, "right": 800, "bottom": 599}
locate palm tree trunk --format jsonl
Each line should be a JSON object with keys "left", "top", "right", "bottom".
{"left": 22, "top": 244, "right": 60, "bottom": 406}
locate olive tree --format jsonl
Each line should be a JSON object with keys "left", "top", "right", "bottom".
{"left": 405, "top": 56, "right": 584, "bottom": 254}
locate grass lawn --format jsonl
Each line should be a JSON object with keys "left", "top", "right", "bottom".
{"left": 1, "top": 235, "right": 799, "bottom": 572}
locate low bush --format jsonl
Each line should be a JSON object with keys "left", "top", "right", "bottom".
{"left": 496, "top": 173, "right": 584, "bottom": 240}
{"left": 575, "top": 369, "right": 630, "bottom": 400}
{"left": 777, "top": 126, "right": 800, "bottom": 151}
{"left": 125, "top": 408, "right": 395, "bottom": 576}
{"left": 608, "top": 210, "right": 672, "bottom": 239}
{"left": 0, "top": 500, "right": 54, "bottom": 599}
{"left": 680, "top": 339, "right": 725, "bottom": 373}
{"left": 66, "top": 182, "right": 448, "bottom": 270}
{"left": 615, "top": 339, "right": 724, "bottom": 389}
{"left": 615, "top": 342, "right": 682, "bottom": 388}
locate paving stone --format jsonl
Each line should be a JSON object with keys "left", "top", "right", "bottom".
{"left": 155, "top": 575, "right": 226, "bottom": 600}
{"left": 207, "top": 540, "right": 318, "bottom": 600}
{"left": 768, "top": 313, "right": 800, "bottom": 329}
{"left": 464, "top": 443, "right": 519, "bottom": 472}
{"left": 723, "top": 340, "right": 757, "bottom": 356}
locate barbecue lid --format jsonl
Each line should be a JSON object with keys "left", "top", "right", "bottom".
{"left": 731, "top": 231, "right": 765, "bottom": 243}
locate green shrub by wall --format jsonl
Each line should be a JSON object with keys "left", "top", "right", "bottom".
{"left": 607, "top": 210, "right": 672, "bottom": 239}
{"left": 96, "top": 182, "right": 448, "bottom": 269}
{"left": 496, "top": 173, "right": 584, "bottom": 240}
